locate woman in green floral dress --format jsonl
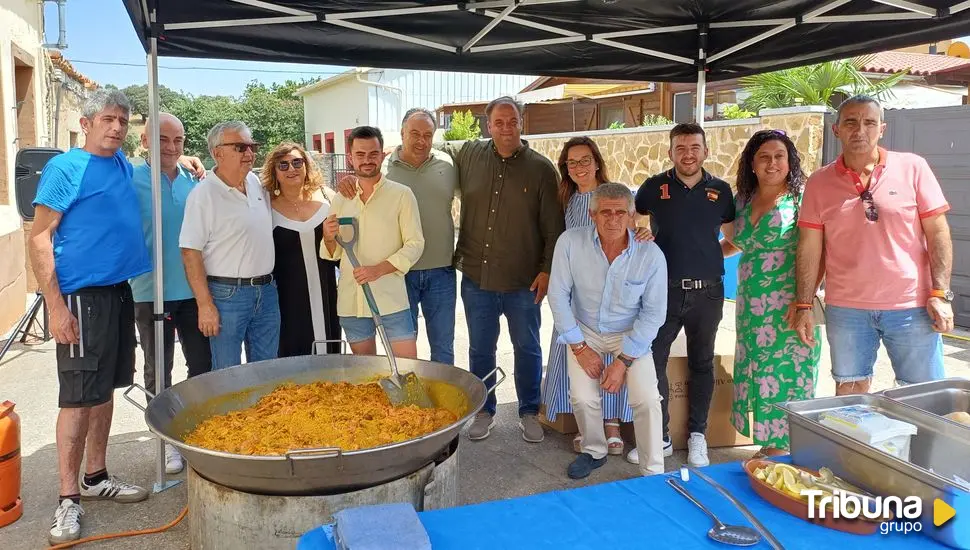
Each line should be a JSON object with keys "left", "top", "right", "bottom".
{"left": 721, "top": 130, "right": 823, "bottom": 456}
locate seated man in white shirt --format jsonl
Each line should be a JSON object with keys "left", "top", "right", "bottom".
{"left": 179, "top": 121, "right": 280, "bottom": 370}
{"left": 547, "top": 183, "right": 668, "bottom": 479}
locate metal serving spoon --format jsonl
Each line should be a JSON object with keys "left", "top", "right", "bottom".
{"left": 667, "top": 478, "right": 762, "bottom": 546}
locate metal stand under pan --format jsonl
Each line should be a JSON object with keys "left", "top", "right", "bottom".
{"left": 188, "top": 436, "right": 460, "bottom": 550}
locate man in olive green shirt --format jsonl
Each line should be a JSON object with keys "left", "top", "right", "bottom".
{"left": 445, "top": 97, "right": 565, "bottom": 443}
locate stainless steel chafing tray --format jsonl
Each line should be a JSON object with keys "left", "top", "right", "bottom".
{"left": 880, "top": 378, "right": 970, "bottom": 429}
{"left": 777, "top": 393, "right": 970, "bottom": 549}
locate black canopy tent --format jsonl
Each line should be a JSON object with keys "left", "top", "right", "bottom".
{"left": 121, "top": 0, "right": 970, "bottom": 491}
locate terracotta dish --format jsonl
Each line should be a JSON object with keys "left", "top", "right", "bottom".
{"left": 742, "top": 458, "right": 883, "bottom": 535}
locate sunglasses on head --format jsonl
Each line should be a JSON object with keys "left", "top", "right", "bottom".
{"left": 860, "top": 189, "right": 879, "bottom": 222}
{"left": 768, "top": 129, "right": 787, "bottom": 137}
{"left": 220, "top": 142, "right": 260, "bottom": 153}
{"left": 277, "top": 158, "right": 305, "bottom": 171}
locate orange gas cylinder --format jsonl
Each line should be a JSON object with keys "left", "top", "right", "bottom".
{"left": 0, "top": 400, "right": 23, "bottom": 528}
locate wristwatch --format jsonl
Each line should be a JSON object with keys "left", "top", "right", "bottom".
{"left": 617, "top": 354, "right": 634, "bottom": 368}
{"left": 930, "top": 289, "right": 955, "bottom": 302}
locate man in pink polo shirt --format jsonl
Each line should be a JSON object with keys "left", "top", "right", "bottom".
{"left": 793, "top": 95, "right": 953, "bottom": 395}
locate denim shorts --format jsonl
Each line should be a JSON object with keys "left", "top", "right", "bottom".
{"left": 340, "top": 309, "right": 416, "bottom": 343}
{"left": 825, "top": 305, "right": 944, "bottom": 384}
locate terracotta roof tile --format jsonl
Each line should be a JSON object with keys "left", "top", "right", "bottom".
{"left": 47, "top": 50, "right": 99, "bottom": 89}
{"left": 856, "top": 51, "right": 970, "bottom": 76}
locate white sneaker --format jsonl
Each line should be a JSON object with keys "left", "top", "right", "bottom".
{"left": 49, "top": 499, "right": 84, "bottom": 544}
{"left": 165, "top": 444, "right": 185, "bottom": 474}
{"left": 625, "top": 447, "right": 639, "bottom": 464}
{"left": 80, "top": 475, "right": 149, "bottom": 503}
{"left": 687, "top": 432, "right": 710, "bottom": 467}
{"left": 662, "top": 437, "right": 673, "bottom": 457}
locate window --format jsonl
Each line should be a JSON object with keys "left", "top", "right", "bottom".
{"left": 674, "top": 90, "right": 745, "bottom": 122}
{"left": 673, "top": 92, "right": 694, "bottom": 123}
{"left": 599, "top": 104, "right": 625, "bottom": 129}
{"left": 312, "top": 134, "right": 322, "bottom": 153}
{"left": 69, "top": 131, "right": 78, "bottom": 148}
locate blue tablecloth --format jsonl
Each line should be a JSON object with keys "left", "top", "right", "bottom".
{"left": 298, "top": 459, "right": 950, "bottom": 550}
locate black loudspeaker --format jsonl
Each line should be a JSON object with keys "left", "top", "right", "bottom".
{"left": 15, "top": 147, "right": 63, "bottom": 221}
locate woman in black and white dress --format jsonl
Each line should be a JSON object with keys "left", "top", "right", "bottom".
{"left": 260, "top": 142, "right": 341, "bottom": 356}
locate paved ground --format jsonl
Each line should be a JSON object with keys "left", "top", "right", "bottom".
{"left": 1, "top": 296, "right": 968, "bottom": 549}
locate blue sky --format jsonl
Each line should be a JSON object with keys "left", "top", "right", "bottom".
{"left": 46, "top": 1, "right": 350, "bottom": 97}
{"left": 46, "top": 2, "right": 970, "bottom": 98}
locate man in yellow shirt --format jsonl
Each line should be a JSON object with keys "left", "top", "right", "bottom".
{"left": 322, "top": 126, "right": 425, "bottom": 358}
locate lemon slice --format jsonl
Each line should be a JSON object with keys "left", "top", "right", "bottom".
{"left": 782, "top": 469, "right": 798, "bottom": 494}
{"left": 766, "top": 469, "right": 779, "bottom": 486}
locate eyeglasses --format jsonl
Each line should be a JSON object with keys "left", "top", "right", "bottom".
{"left": 770, "top": 129, "right": 787, "bottom": 136}
{"left": 565, "top": 156, "right": 594, "bottom": 170}
{"left": 860, "top": 189, "right": 878, "bottom": 222}
{"left": 220, "top": 142, "right": 260, "bottom": 153}
{"left": 277, "top": 158, "right": 305, "bottom": 171}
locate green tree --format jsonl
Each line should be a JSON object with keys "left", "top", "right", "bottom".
{"left": 120, "top": 84, "right": 186, "bottom": 122}
{"left": 238, "top": 81, "right": 306, "bottom": 163}
{"left": 443, "top": 111, "right": 481, "bottom": 141}
{"left": 166, "top": 94, "right": 242, "bottom": 162}
{"left": 739, "top": 57, "right": 908, "bottom": 111}
{"left": 112, "top": 78, "right": 309, "bottom": 165}
{"left": 121, "top": 133, "right": 139, "bottom": 157}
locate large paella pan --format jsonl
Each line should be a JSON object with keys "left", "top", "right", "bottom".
{"left": 126, "top": 354, "right": 502, "bottom": 495}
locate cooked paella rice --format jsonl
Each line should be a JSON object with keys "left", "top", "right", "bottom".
{"left": 184, "top": 381, "right": 458, "bottom": 455}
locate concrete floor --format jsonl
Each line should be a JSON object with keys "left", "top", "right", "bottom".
{"left": 1, "top": 297, "right": 968, "bottom": 549}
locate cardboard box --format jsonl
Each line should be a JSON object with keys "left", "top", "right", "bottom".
{"left": 666, "top": 354, "right": 753, "bottom": 450}
{"left": 539, "top": 404, "right": 578, "bottom": 434}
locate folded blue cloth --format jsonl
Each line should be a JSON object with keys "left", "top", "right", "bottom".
{"left": 333, "top": 503, "right": 431, "bottom": 550}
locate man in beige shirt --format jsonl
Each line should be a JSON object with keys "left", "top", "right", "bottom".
{"left": 322, "top": 126, "right": 425, "bottom": 358}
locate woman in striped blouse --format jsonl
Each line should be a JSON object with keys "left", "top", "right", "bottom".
{"left": 541, "top": 137, "right": 649, "bottom": 462}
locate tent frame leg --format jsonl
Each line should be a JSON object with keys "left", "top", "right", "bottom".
{"left": 146, "top": 18, "right": 181, "bottom": 495}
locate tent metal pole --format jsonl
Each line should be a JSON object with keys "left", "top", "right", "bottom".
{"left": 147, "top": 27, "right": 180, "bottom": 494}
{"left": 695, "top": 25, "right": 708, "bottom": 127}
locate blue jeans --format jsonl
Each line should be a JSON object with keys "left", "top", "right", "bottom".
{"left": 461, "top": 275, "right": 542, "bottom": 417}
{"left": 825, "top": 305, "right": 944, "bottom": 384}
{"left": 405, "top": 266, "right": 457, "bottom": 365}
{"left": 208, "top": 281, "right": 281, "bottom": 370}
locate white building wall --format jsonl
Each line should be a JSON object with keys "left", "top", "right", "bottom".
{"left": 302, "top": 76, "right": 370, "bottom": 154}
{"left": 367, "top": 69, "right": 535, "bottom": 136}
{"left": 1, "top": 0, "right": 48, "bottom": 213}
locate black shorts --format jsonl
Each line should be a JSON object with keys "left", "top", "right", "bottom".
{"left": 56, "top": 282, "right": 137, "bottom": 408}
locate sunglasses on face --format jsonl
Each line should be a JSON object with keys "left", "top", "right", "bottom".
{"left": 277, "top": 158, "right": 305, "bottom": 171}
{"left": 220, "top": 142, "right": 260, "bottom": 153}
{"left": 860, "top": 189, "right": 878, "bottom": 222}
{"left": 565, "top": 156, "right": 594, "bottom": 170}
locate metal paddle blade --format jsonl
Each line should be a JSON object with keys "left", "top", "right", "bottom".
{"left": 379, "top": 371, "right": 435, "bottom": 408}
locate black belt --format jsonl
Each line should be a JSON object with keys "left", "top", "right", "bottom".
{"left": 670, "top": 278, "right": 722, "bottom": 291}
{"left": 207, "top": 274, "right": 274, "bottom": 286}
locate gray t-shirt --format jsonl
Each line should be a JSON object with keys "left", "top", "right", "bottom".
{"left": 383, "top": 148, "right": 458, "bottom": 271}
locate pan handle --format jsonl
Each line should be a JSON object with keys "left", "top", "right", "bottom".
{"left": 285, "top": 447, "right": 343, "bottom": 476}
{"left": 123, "top": 384, "right": 155, "bottom": 412}
{"left": 484, "top": 366, "right": 507, "bottom": 396}
{"left": 312, "top": 339, "right": 348, "bottom": 355}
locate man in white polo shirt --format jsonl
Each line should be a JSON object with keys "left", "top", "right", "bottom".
{"left": 179, "top": 121, "right": 280, "bottom": 370}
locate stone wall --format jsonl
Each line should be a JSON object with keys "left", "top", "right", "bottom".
{"left": 523, "top": 106, "right": 828, "bottom": 189}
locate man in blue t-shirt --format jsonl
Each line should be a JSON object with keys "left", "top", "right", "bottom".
{"left": 129, "top": 112, "right": 211, "bottom": 476}
{"left": 29, "top": 89, "right": 174, "bottom": 545}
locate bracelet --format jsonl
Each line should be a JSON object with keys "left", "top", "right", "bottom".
{"left": 794, "top": 303, "right": 814, "bottom": 310}
{"left": 571, "top": 343, "right": 589, "bottom": 355}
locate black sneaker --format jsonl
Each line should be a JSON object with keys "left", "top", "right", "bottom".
{"left": 567, "top": 452, "right": 607, "bottom": 479}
